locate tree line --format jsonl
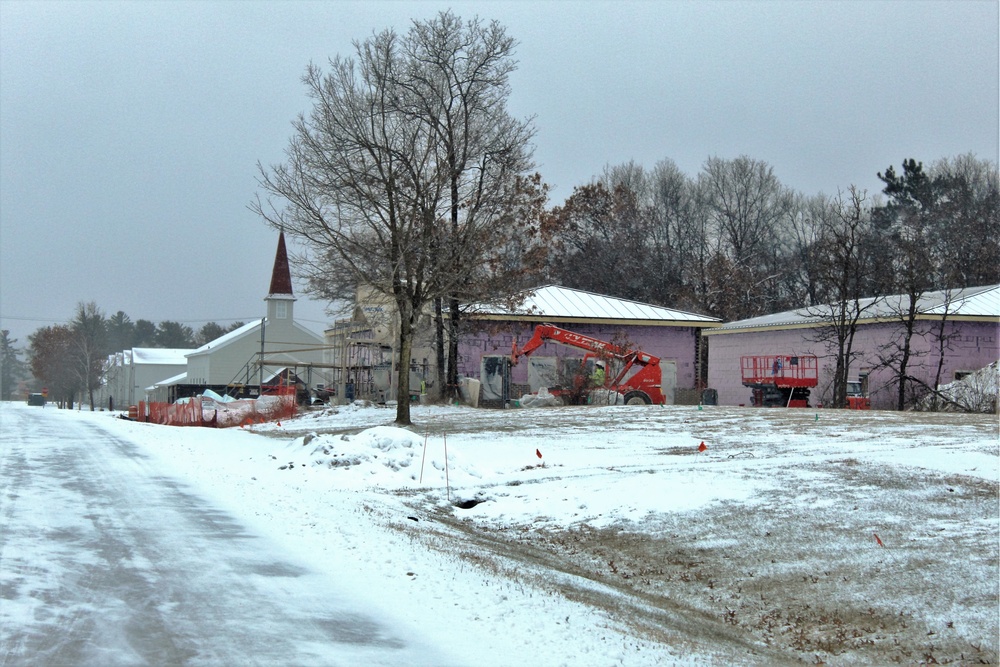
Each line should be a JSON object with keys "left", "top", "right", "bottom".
{"left": 540, "top": 154, "right": 998, "bottom": 323}
{"left": 1, "top": 306, "right": 244, "bottom": 406}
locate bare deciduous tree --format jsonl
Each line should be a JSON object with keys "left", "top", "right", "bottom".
{"left": 806, "top": 187, "right": 881, "bottom": 408}
{"left": 783, "top": 193, "right": 833, "bottom": 307}
{"left": 71, "top": 301, "right": 107, "bottom": 411}
{"left": 400, "top": 11, "right": 536, "bottom": 399}
{"left": 540, "top": 181, "right": 646, "bottom": 299}
{"left": 254, "top": 12, "right": 536, "bottom": 424}
{"left": 255, "top": 30, "right": 443, "bottom": 425}
{"left": 698, "top": 156, "right": 795, "bottom": 320}
{"left": 928, "top": 154, "right": 1000, "bottom": 288}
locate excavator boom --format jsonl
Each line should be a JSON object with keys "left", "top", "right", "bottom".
{"left": 511, "top": 324, "right": 666, "bottom": 405}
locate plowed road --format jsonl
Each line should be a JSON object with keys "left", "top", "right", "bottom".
{"left": 0, "top": 406, "right": 446, "bottom": 667}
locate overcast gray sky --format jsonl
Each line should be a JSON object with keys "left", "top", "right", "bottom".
{"left": 1, "top": 0, "right": 997, "bottom": 346}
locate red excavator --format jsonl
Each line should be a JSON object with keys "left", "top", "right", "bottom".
{"left": 511, "top": 324, "right": 666, "bottom": 405}
{"left": 741, "top": 354, "right": 818, "bottom": 407}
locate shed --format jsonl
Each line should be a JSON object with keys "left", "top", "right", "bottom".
{"left": 703, "top": 284, "right": 1000, "bottom": 409}
{"left": 460, "top": 285, "right": 721, "bottom": 406}
{"left": 146, "top": 370, "right": 188, "bottom": 403}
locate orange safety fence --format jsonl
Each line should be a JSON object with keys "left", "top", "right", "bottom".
{"left": 136, "top": 387, "right": 297, "bottom": 428}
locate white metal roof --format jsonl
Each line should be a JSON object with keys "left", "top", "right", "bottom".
{"left": 188, "top": 319, "right": 262, "bottom": 355}
{"left": 468, "top": 285, "right": 720, "bottom": 325}
{"left": 147, "top": 371, "right": 188, "bottom": 391}
{"left": 921, "top": 284, "right": 1000, "bottom": 316}
{"left": 131, "top": 348, "right": 193, "bottom": 365}
{"left": 708, "top": 284, "right": 1000, "bottom": 333}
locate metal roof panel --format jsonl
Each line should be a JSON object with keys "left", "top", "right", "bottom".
{"left": 469, "top": 285, "right": 720, "bottom": 323}
{"left": 711, "top": 284, "right": 1000, "bottom": 332}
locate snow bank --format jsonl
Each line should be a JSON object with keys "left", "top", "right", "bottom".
{"left": 515, "top": 386, "right": 625, "bottom": 407}
{"left": 278, "top": 426, "right": 481, "bottom": 490}
{"left": 915, "top": 361, "right": 999, "bottom": 413}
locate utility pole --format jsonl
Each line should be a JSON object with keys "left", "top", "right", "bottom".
{"left": 258, "top": 318, "right": 265, "bottom": 395}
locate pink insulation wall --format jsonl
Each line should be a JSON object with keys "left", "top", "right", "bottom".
{"left": 707, "top": 320, "right": 998, "bottom": 409}
{"left": 457, "top": 321, "right": 704, "bottom": 394}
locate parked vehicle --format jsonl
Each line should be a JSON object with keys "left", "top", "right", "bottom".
{"left": 511, "top": 324, "right": 666, "bottom": 405}
{"left": 845, "top": 380, "right": 871, "bottom": 410}
{"left": 27, "top": 393, "right": 46, "bottom": 407}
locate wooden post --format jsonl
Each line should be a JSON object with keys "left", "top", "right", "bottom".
{"left": 444, "top": 433, "right": 451, "bottom": 502}
{"left": 419, "top": 432, "right": 428, "bottom": 484}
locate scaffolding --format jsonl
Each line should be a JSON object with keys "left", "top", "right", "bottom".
{"left": 321, "top": 320, "right": 394, "bottom": 403}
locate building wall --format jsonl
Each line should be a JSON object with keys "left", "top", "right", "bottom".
{"left": 457, "top": 320, "right": 703, "bottom": 402}
{"left": 184, "top": 350, "right": 212, "bottom": 387}
{"left": 707, "top": 328, "right": 829, "bottom": 407}
{"left": 132, "top": 363, "right": 187, "bottom": 404}
{"left": 98, "top": 353, "right": 130, "bottom": 409}
{"left": 186, "top": 320, "right": 325, "bottom": 387}
{"left": 185, "top": 329, "right": 258, "bottom": 386}
{"left": 97, "top": 352, "right": 187, "bottom": 409}
{"left": 707, "top": 319, "right": 999, "bottom": 408}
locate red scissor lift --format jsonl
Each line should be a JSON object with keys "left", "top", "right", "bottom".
{"left": 741, "top": 354, "right": 818, "bottom": 407}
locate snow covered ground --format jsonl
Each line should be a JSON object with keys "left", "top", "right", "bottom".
{"left": 4, "top": 401, "right": 998, "bottom": 665}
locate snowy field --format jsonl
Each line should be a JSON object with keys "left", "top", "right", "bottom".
{"left": 5, "top": 402, "right": 998, "bottom": 665}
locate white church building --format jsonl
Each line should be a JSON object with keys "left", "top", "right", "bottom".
{"left": 152, "top": 232, "right": 330, "bottom": 401}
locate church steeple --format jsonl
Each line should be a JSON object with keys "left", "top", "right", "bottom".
{"left": 267, "top": 230, "right": 294, "bottom": 297}
{"left": 265, "top": 231, "right": 296, "bottom": 322}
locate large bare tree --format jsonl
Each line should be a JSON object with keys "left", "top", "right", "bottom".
{"left": 255, "top": 12, "right": 535, "bottom": 423}
{"left": 399, "top": 11, "right": 536, "bottom": 399}
{"left": 598, "top": 159, "right": 707, "bottom": 311}
{"left": 71, "top": 301, "right": 107, "bottom": 411}
{"left": 256, "top": 30, "right": 443, "bottom": 424}
{"left": 783, "top": 193, "right": 832, "bottom": 308}
{"left": 647, "top": 159, "right": 704, "bottom": 311}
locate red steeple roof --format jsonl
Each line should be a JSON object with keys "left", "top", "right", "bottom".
{"left": 267, "top": 231, "right": 293, "bottom": 296}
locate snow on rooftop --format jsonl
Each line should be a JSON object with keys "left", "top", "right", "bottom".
{"left": 149, "top": 371, "right": 188, "bottom": 389}
{"left": 468, "top": 285, "right": 719, "bottom": 324}
{"left": 131, "top": 347, "right": 193, "bottom": 365}
{"left": 189, "top": 319, "right": 263, "bottom": 355}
